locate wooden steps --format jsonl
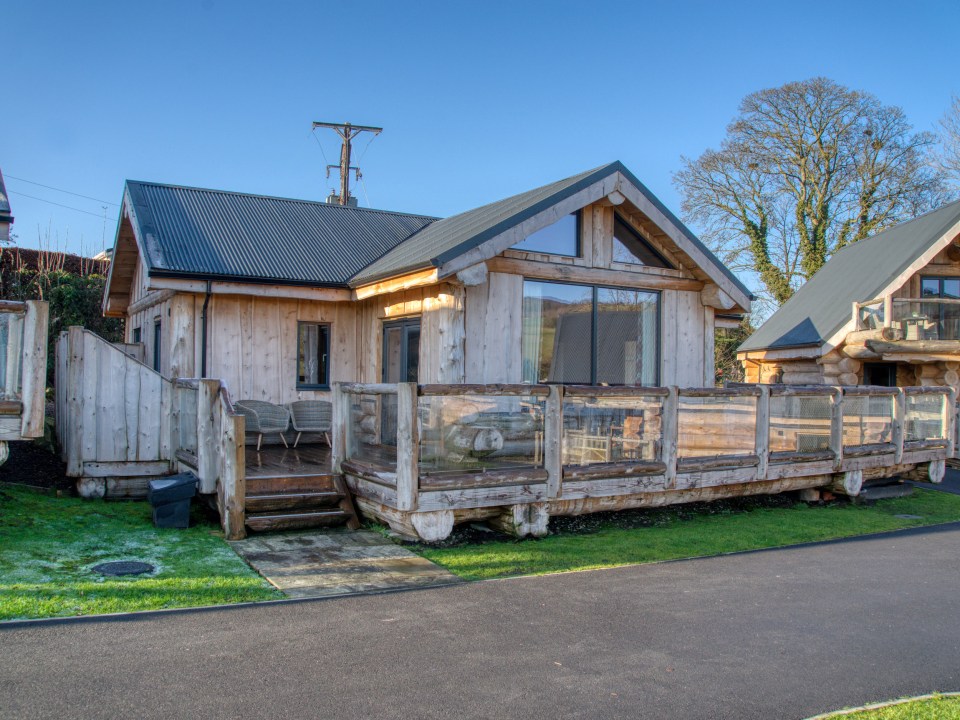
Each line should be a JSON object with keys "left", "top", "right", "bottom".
{"left": 244, "top": 473, "right": 361, "bottom": 533}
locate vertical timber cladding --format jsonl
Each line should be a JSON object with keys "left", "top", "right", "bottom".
{"left": 464, "top": 272, "right": 524, "bottom": 383}
{"left": 360, "top": 282, "right": 467, "bottom": 385}
{"left": 205, "top": 294, "right": 358, "bottom": 404}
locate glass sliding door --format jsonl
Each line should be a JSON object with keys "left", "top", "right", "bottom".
{"left": 381, "top": 319, "right": 420, "bottom": 444}
{"left": 521, "top": 280, "right": 660, "bottom": 386}
{"left": 596, "top": 288, "right": 659, "bottom": 386}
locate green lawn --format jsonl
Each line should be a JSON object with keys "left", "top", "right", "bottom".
{"left": 414, "top": 489, "right": 960, "bottom": 581}
{"left": 814, "top": 694, "right": 960, "bottom": 719}
{"left": 0, "top": 485, "right": 281, "bottom": 621}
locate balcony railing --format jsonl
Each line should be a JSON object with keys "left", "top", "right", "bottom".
{"left": 854, "top": 296, "right": 960, "bottom": 341}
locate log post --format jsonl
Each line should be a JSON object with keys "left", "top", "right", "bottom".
{"left": 196, "top": 379, "right": 220, "bottom": 494}
{"left": 893, "top": 388, "right": 905, "bottom": 464}
{"left": 663, "top": 387, "right": 679, "bottom": 489}
{"left": 20, "top": 300, "right": 49, "bottom": 438}
{"left": 943, "top": 389, "right": 957, "bottom": 458}
{"left": 395, "top": 382, "right": 419, "bottom": 512}
{"left": 65, "top": 326, "right": 85, "bottom": 477}
{"left": 544, "top": 384, "right": 563, "bottom": 498}
{"left": 830, "top": 387, "right": 844, "bottom": 471}
{"left": 219, "top": 402, "right": 246, "bottom": 540}
{"left": 928, "top": 458, "right": 947, "bottom": 484}
{"left": 755, "top": 385, "right": 770, "bottom": 481}
{"left": 330, "top": 382, "right": 351, "bottom": 473}
{"left": 883, "top": 294, "right": 893, "bottom": 329}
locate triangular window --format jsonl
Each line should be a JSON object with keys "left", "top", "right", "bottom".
{"left": 612, "top": 215, "right": 672, "bottom": 268}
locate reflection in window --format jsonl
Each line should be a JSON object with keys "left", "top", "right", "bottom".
{"left": 612, "top": 215, "right": 672, "bottom": 268}
{"left": 297, "top": 322, "right": 330, "bottom": 388}
{"left": 511, "top": 213, "right": 579, "bottom": 257}
{"left": 522, "top": 280, "right": 659, "bottom": 385}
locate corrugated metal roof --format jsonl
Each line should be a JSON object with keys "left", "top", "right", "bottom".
{"left": 126, "top": 181, "right": 437, "bottom": 286}
{"left": 739, "top": 198, "right": 960, "bottom": 352}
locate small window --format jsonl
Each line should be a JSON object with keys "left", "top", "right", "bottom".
{"left": 153, "top": 319, "right": 161, "bottom": 372}
{"left": 297, "top": 322, "right": 330, "bottom": 389}
{"left": 511, "top": 212, "right": 579, "bottom": 257}
{"left": 612, "top": 215, "right": 672, "bottom": 268}
{"left": 132, "top": 327, "right": 141, "bottom": 344}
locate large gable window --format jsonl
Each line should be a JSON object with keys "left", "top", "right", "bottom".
{"left": 522, "top": 280, "right": 659, "bottom": 385}
{"left": 297, "top": 322, "right": 330, "bottom": 389}
{"left": 612, "top": 214, "right": 672, "bottom": 268}
{"left": 511, "top": 213, "right": 579, "bottom": 257}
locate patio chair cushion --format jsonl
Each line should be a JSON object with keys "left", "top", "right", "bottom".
{"left": 235, "top": 400, "right": 291, "bottom": 434}
{"left": 287, "top": 400, "right": 332, "bottom": 433}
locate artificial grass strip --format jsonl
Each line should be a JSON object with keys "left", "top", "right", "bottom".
{"left": 415, "top": 489, "right": 960, "bottom": 581}
{"left": 0, "top": 486, "right": 281, "bottom": 621}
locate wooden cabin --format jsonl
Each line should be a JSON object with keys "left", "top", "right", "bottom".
{"left": 102, "top": 162, "right": 751, "bottom": 399}
{"left": 66, "top": 163, "right": 953, "bottom": 541}
{"left": 739, "top": 199, "right": 960, "bottom": 390}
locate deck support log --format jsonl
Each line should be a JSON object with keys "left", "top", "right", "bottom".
{"left": 827, "top": 469, "right": 863, "bottom": 497}
{"left": 903, "top": 459, "right": 947, "bottom": 484}
{"left": 410, "top": 510, "right": 455, "bottom": 542}
{"left": 489, "top": 502, "right": 549, "bottom": 538}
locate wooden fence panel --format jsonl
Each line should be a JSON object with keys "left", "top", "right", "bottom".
{"left": 57, "top": 327, "right": 173, "bottom": 477}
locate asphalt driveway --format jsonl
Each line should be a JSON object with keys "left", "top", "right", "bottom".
{"left": 2, "top": 524, "right": 959, "bottom": 720}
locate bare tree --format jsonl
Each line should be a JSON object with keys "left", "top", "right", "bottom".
{"left": 937, "top": 95, "right": 960, "bottom": 189}
{"left": 675, "top": 78, "right": 948, "bottom": 307}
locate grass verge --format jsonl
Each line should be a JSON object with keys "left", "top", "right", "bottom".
{"left": 812, "top": 693, "right": 960, "bottom": 719}
{"left": 413, "top": 489, "right": 960, "bottom": 581}
{"left": 0, "top": 485, "right": 282, "bottom": 621}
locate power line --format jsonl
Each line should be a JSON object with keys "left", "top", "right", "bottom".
{"left": 9, "top": 190, "right": 114, "bottom": 219}
{"left": 5, "top": 174, "right": 120, "bottom": 206}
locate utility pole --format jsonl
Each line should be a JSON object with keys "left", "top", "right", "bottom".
{"left": 311, "top": 121, "right": 382, "bottom": 205}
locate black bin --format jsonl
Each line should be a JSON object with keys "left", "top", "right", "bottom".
{"left": 148, "top": 473, "right": 197, "bottom": 529}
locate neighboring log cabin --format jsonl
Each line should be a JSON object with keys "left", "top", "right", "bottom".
{"left": 739, "top": 199, "right": 960, "bottom": 390}
{"left": 103, "top": 161, "right": 752, "bottom": 398}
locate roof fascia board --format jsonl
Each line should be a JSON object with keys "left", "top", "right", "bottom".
{"left": 821, "top": 215, "right": 960, "bottom": 350}
{"left": 614, "top": 172, "right": 752, "bottom": 311}
{"left": 435, "top": 173, "right": 619, "bottom": 279}
{"left": 147, "top": 277, "right": 352, "bottom": 302}
{"left": 352, "top": 268, "right": 440, "bottom": 301}
{"left": 101, "top": 187, "right": 145, "bottom": 316}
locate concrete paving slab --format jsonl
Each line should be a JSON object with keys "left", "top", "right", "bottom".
{"left": 230, "top": 528, "right": 460, "bottom": 598}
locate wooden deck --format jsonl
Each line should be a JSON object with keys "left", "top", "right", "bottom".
{"left": 245, "top": 443, "right": 333, "bottom": 479}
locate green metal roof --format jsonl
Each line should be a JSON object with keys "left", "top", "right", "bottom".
{"left": 739, "top": 198, "right": 960, "bottom": 353}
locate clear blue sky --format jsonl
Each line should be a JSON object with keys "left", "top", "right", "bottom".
{"left": 3, "top": 0, "right": 958, "bottom": 290}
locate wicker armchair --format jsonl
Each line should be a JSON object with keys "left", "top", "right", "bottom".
{"left": 235, "top": 400, "right": 292, "bottom": 451}
{"left": 287, "top": 400, "right": 333, "bottom": 448}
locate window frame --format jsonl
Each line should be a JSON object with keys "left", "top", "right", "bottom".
{"left": 611, "top": 213, "right": 674, "bottom": 269}
{"left": 296, "top": 321, "right": 332, "bottom": 390}
{"left": 521, "top": 278, "right": 661, "bottom": 386}
{"left": 510, "top": 211, "right": 582, "bottom": 258}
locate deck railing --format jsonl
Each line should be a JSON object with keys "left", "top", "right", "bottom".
{"left": 172, "top": 377, "right": 245, "bottom": 539}
{"left": 333, "top": 382, "right": 957, "bottom": 518}
{"left": 854, "top": 295, "right": 960, "bottom": 341}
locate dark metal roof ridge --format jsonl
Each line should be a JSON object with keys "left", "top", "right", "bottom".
{"left": 124, "top": 179, "right": 440, "bottom": 222}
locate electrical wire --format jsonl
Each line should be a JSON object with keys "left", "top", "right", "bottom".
{"left": 5, "top": 175, "right": 119, "bottom": 206}
{"left": 311, "top": 129, "right": 337, "bottom": 196}
{"left": 9, "top": 190, "right": 112, "bottom": 219}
